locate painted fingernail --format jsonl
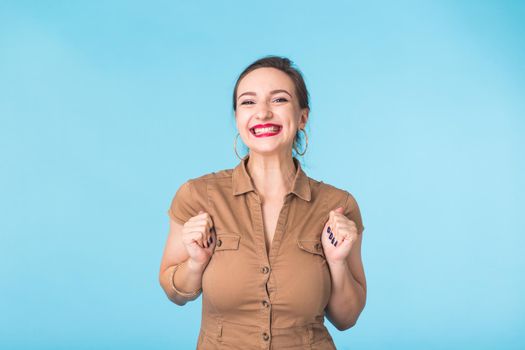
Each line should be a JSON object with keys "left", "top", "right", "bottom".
{"left": 327, "top": 226, "right": 331, "bottom": 233}
{"left": 331, "top": 237, "right": 335, "bottom": 244}
{"left": 329, "top": 233, "right": 333, "bottom": 240}
{"left": 334, "top": 241, "right": 338, "bottom": 247}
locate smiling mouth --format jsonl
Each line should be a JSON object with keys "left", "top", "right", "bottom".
{"left": 250, "top": 125, "right": 282, "bottom": 136}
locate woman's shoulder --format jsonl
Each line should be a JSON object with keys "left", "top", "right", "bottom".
{"left": 167, "top": 167, "right": 236, "bottom": 224}
{"left": 315, "top": 179, "right": 362, "bottom": 210}
{"left": 181, "top": 166, "right": 236, "bottom": 189}
{"left": 313, "top": 178, "right": 351, "bottom": 199}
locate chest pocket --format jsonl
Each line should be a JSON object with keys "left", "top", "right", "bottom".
{"left": 203, "top": 233, "right": 246, "bottom": 314}
{"left": 215, "top": 233, "right": 241, "bottom": 251}
{"left": 297, "top": 239, "right": 325, "bottom": 258}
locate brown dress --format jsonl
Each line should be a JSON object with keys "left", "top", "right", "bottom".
{"left": 167, "top": 155, "right": 365, "bottom": 350}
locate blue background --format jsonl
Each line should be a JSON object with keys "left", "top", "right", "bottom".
{"left": 1, "top": 1, "right": 524, "bottom": 349}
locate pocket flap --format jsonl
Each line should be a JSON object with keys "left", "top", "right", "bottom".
{"left": 297, "top": 239, "right": 324, "bottom": 257}
{"left": 215, "top": 233, "right": 241, "bottom": 251}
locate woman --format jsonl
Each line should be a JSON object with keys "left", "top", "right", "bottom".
{"left": 159, "top": 56, "right": 366, "bottom": 349}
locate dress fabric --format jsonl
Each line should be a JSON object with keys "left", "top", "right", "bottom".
{"left": 167, "top": 155, "right": 365, "bottom": 350}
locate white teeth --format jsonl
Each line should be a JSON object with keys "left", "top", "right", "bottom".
{"left": 253, "top": 126, "right": 280, "bottom": 134}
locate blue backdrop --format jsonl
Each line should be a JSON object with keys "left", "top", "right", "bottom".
{"left": 1, "top": 1, "right": 523, "bottom": 349}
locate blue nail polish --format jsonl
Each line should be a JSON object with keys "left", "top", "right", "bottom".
{"left": 329, "top": 233, "right": 333, "bottom": 239}
{"left": 327, "top": 226, "right": 331, "bottom": 233}
{"left": 334, "top": 241, "right": 338, "bottom": 247}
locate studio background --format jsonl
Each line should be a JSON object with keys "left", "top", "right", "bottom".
{"left": 1, "top": 1, "right": 523, "bottom": 349}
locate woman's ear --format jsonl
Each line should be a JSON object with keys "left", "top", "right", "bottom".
{"left": 299, "top": 108, "right": 309, "bottom": 128}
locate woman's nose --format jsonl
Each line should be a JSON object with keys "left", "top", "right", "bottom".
{"left": 255, "top": 102, "right": 273, "bottom": 119}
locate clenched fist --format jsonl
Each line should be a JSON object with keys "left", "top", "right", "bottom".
{"left": 182, "top": 210, "right": 217, "bottom": 266}
{"left": 321, "top": 206, "right": 360, "bottom": 264}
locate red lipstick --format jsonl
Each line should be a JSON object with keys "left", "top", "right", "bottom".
{"left": 250, "top": 123, "right": 282, "bottom": 138}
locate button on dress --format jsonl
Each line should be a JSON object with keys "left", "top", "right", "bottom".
{"left": 167, "top": 155, "right": 365, "bottom": 350}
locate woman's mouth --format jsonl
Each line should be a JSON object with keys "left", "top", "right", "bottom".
{"left": 250, "top": 125, "right": 282, "bottom": 138}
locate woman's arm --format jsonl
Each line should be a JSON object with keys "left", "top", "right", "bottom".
{"left": 158, "top": 218, "right": 207, "bottom": 306}
{"left": 325, "top": 233, "right": 367, "bottom": 330}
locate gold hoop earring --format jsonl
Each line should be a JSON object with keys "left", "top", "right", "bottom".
{"left": 234, "top": 132, "right": 248, "bottom": 160}
{"left": 293, "top": 128, "right": 308, "bottom": 156}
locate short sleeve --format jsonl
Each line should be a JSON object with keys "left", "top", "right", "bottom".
{"left": 167, "top": 180, "right": 200, "bottom": 225}
{"left": 343, "top": 191, "right": 365, "bottom": 234}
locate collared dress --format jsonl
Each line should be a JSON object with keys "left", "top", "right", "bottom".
{"left": 167, "top": 155, "right": 365, "bottom": 350}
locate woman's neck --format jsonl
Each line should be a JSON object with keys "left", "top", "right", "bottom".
{"left": 246, "top": 152, "right": 297, "bottom": 201}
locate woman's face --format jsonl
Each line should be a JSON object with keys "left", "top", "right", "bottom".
{"left": 235, "top": 67, "right": 309, "bottom": 157}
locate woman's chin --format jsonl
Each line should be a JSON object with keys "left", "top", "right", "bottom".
{"left": 248, "top": 146, "right": 290, "bottom": 156}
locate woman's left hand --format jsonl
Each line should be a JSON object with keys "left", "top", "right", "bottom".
{"left": 321, "top": 206, "right": 360, "bottom": 264}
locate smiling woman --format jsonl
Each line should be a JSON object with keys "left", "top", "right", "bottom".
{"left": 233, "top": 58, "right": 310, "bottom": 158}
{"left": 159, "top": 55, "right": 366, "bottom": 350}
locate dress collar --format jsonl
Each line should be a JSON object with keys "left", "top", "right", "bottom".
{"left": 232, "top": 154, "right": 311, "bottom": 202}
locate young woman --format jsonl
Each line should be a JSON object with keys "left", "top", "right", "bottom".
{"left": 159, "top": 56, "right": 366, "bottom": 349}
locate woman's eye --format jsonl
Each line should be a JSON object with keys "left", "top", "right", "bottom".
{"left": 241, "top": 100, "right": 255, "bottom": 105}
{"left": 274, "top": 97, "right": 288, "bottom": 103}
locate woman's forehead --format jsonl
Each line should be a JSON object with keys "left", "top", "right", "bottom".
{"left": 238, "top": 67, "right": 294, "bottom": 93}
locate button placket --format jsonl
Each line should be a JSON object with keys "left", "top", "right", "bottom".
{"left": 248, "top": 192, "right": 273, "bottom": 342}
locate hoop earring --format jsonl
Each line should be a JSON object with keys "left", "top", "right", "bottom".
{"left": 293, "top": 128, "right": 308, "bottom": 156}
{"left": 234, "top": 132, "right": 248, "bottom": 160}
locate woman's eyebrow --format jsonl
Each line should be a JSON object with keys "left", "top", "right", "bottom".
{"left": 237, "top": 89, "right": 292, "bottom": 100}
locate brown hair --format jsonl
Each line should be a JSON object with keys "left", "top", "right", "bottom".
{"left": 232, "top": 55, "right": 310, "bottom": 157}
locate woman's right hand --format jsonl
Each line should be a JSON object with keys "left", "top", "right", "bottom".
{"left": 181, "top": 210, "right": 216, "bottom": 267}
